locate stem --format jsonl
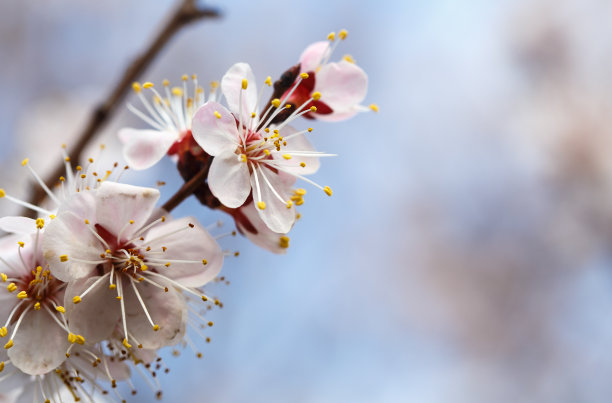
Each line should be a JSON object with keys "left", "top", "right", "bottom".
{"left": 25, "top": 0, "right": 221, "bottom": 214}
{"left": 162, "top": 164, "right": 209, "bottom": 213}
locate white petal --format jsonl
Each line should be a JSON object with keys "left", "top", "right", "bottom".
{"left": 123, "top": 279, "right": 186, "bottom": 349}
{"left": 252, "top": 166, "right": 296, "bottom": 233}
{"left": 8, "top": 310, "right": 71, "bottom": 375}
{"left": 314, "top": 61, "right": 368, "bottom": 114}
{"left": 95, "top": 182, "right": 160, "bottom": 241}
{"left": 235, "top": 201, "right": 291, "bottom": 254}
{"left": 208, "top": 150, "right": 251, "bottom": 208}
{"left": 0, "top": 217, "right": 37, "bottom": 235}
{"left": 299, "top": 41, "right": 330, "bottom": 72}
{"left": 272, "top": 126, "right": 320, "bottom": 176}
{"left": 221, "top": 62, "right": 258, "bottom": 122}
{"left": 143, "top": 217, "right": 223, "bottom": 287}
{"left": 119, "top": 128, "right": 177, "bottom": 170}
{"left": 191, "top": 102, "right": 240, "bottom": 156}
{"left": 64, "top": 276, "right": 121, "bottom": 344}
{"left": 42, "top": 192, "right": 101, "bottom": 282}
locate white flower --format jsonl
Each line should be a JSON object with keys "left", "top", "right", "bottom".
{"left": 42, "top": 181, "right": 223, "bottom": 351}
{"left": 0, "top": 228, "right": 72, "bottom": 376}
{"left": 118, "top": 76, "right": 219, "bottom": 170}
{"left": 191, "top": 63, "right": 334, "bottom": 233}
{"left": 286, "top": 29, "right": 376, "bottom": 121}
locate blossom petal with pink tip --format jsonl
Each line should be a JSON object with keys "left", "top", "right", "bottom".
{"left": 221, "top": 62, "right": 258, "bottom": 122}
{"left": 119, "top": 128, "right": 177, "bottom": 170}
{"left": 252, "top": 166, "right": 296, "bottom": 234}
{"left": 191, "top": 102, "right": 240, "bottom": 156}
{"left": 235, "top": 201, "right": 291, "bottom": 254}
{"left": 8, "top": 310, "right": 71, "bottom": 375}
{"left": 144, "top": 217, "right": 223, "bottom": 287}
{"left": 315, "top": 60, "right": 368, "bottom": 114}
{"left": 208, "top": 150, "right": 251, "bottom": 208}
{"left": 299, "top": 41, "right": 330, "bottom": 73}
{"left": 95, "top": 182, "right": 160, "bottom": 242}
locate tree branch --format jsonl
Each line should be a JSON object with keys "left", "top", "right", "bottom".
{"left": 26, "top": 0, "right": 220, "bottom": 211}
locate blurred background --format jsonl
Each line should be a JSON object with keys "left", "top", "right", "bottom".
{"left": 2, "top": 0, "right": 612, "bottom": 402}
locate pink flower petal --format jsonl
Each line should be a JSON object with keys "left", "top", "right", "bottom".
{"left": 299, "top": 41, "right": 330, "bottom": 73}
{"left": 208, "top": 150, "right": 251, "bottom": 208}
{"left": 252, "top": 166, "right": 296, "bottom": 233}
{"left": 143, "top": 217, "right": 223, "bottom": 288}
{"left": 314, "top": 60, "right": 368, "bottom": 115}
{"left": 122, "top": 279, "right": 186, "bottom": 349}
{"left": 273, "top": 126, "right": 320, "bottom": 176}
{"left": 8, "top": 310, "right": 71, "bottom": 375}
{"left": 221, "top": 62, "right": 258, "bottom": 122}
{"left": 191, "top": 102, "right": 240, "bottom": 156}
{"left": 235, "top": 201, "right": 291, "bottom": 254}
{"left": 0, "top": 217, "right": 37, "bottom": 235}
{"left": 118, "top": 128, "right": 177, "bottom": 170}
{"left": 64, "top": 276, "right": 121, "bottom": 344}
{"left": 95, "top": 182, "right": 160, "bottom": 242}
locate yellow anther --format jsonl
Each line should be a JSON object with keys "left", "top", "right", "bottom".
{"left": 72, "top": 296, "right": 81, "bottom": 304}
{"left": 0, "top": 327, "right": 6, "bottom": 337}
{"left": 56, "top": 306, "right": 66, "bottom": 314}
{"left": 192, "top": 74, "right": 197, "bottom": 79}
{"left": 295, "top": 188, "right": 307, "bottom": 196}
{"left": 67, "top": 333, "right": 77, "bottom": 344}
{"left": 264, "top": 76, "right": 272, "bottom": 86}
{"left": 201, "top": 295, "right": 208, "bottom": 302}
{"left": 343, "top": 54, "right": 356, "bottom": 64}
{"left": 35, "top": 218, "right": 44, "bottom": 229}
{"left": 7, "top": 283, "right": 16, "bottom": 293}
{"left": 181, "top": 74, "right": 189, "bottom": 81}
{"left": 80, "top": 174, "right": 86, "bottom": 179}
{"left": 129, "top": 220, "right": 134, "bottom": 224}
{"left": 327, "top": 32, "right": 336, "bottom": 41}
{"left": 210, "top": 81, "right": 219, "bottom": 89}
{"left": 153, "top": 325, "right": 160, "bottom": 331}
{"left": 202, "top": 259, "right": 208, "bottom": 265}
{"left": 116, "top": 296, "right": 122, "bottom": 300}
{"left": 300, "top": 73, "right": 309, "bottom": 80}
{"left": 49, "top": 214, "right": 56, "bottom": 219}
{"left": 17, "top": 241, "right": 24, "bottom": 248}
{"left": 0, "top": 361, "right": 4, "bottom": 372}
{"left": 310, "top": 106, "right": 317, "bottom": 112}
{"left": 132, "top": 82, "right": 141, "bottom": 92}
{"left": 0, "top": 189, "right": 5, "bottom": 198}
{"left": 214, "top": 110, "right": 222, "bottom": 119}
{"left": 257, "top": 201, "right": 266, "bottom": 210}
{"left": 34, "top": 302, "right": 41, "bottom": 310}
{"left": 208, "top": 321, "right": 214, "bottom": 327}
{"left": 240, "top": 154, "right": 247, "bottom": 162}
{"left": 286, "top": 200, "right": 293, "bottom": 209}
{"left": 88, "top": 158, "right": 94, "bottom": 163}
{"left": 300, "top": 162, "right": 306, "bottom": 168}
{"left": 143, "top": 82, "right": 154, "bottom": 89}
{"left": 339, "top": 29, "right": 348, "bottom": 40}
{"left": 64, "top": 156, "right": 71, "bottom": 162}
{"left": 161, "top": 216, "right": 166, "bottom": 222}
{"left": 369, "top": 103, "right": 379, "bottom": 112}
{"left": 109, "top": 284, "right": 116, "bottom": 290}
{"left": 122, "top": 338, "right": 132, "bottom": 349}
{"left": 164, "top": 262, "right": 171, "bottom": 267}
{"left": 312, "top": 91, "right": 321, "bottom": 101}
{"left": 171, "top": 87, "right": 183, "bottom": 96}
{"left": 271, "top": 98, "right": 281, "bottom": 108}
{"left": 324, "top": 186, "right": 333, "bottom": 196}
{"left": 283, "top": 154, "right": 292, "bottom": 160}
{"left": 17, "top": 291, "right": 27, "bottom": 299}
{"left": 21, "top": 158, "right": 29, "bottom": 166}
{"left": 140, "top": 264, "right": 148, "bottom": 271}
{"left": 251, "top": 112, "right": 256, "bottom": 118}
{"left": 60, "top": 255, "right": 68, "bottom": 262}
{"left": 75, "top": 335, "right": 85, "bottom": 345}
{"left": 76, "top": 165, "right": 82, "bottom": 171}
{"left": 162, "top": 79, "right": 169, "bottom": 87}
{"left": 4, "top": 339, "right": 13, "bottom": 349}
{"left": 285, "top": 104, "right": 292, "bottom": 109}
{"left": 242, "top": 78, "right": 248, "bottom": 90}
{"left": 279, "top": 236, "right": 290, "bottom": 249}
{"left": 0, "top": 273, "right": 5, "bottom": 282}
{"left": 263, "top": 149, "right": 271, "bottom": 156}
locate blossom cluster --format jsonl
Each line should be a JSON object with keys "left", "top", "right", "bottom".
{"left": 0, "top": 30, "right": 374, "bottom": 402}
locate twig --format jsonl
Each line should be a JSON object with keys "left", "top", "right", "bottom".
{"left": 26, "top": 0, "right": 220, "bottom": 211}
{"left": 162, "top": 165, "right": 209, "bottom": 213}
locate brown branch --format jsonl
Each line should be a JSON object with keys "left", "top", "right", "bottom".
{"left": 162, "top": 164, "right": 210, "bottom": 213}
{"left": 26, "top": 0, "right": 220, "bottom": 212}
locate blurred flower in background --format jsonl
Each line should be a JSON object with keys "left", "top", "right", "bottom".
{"left": 3, "top": 0, "right": 612, "bottom": 402}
